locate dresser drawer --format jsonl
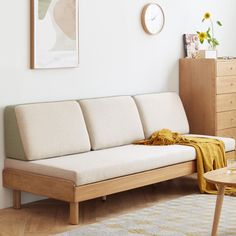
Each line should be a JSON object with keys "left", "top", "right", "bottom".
{"left": 217, "top": 94, "right": 236, "bottom": 112}
{"left": 217, "top": 60, "right": 236, "bottom": 76}
{"left": 217, "top": 128, "right": 236, "bottom": 140}
{"left": 216, "top": 76, "right": 236, "bottom": 94}
{"left": 217, "top": 111, "right": 236, "bottom": 129}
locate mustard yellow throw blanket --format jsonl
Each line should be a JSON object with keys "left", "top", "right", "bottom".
{"left": 134, "top": 129, "right": 234, "bottom": 194}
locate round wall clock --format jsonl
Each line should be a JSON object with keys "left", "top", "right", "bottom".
{"left": 141, "top": 3, "right": 165, "bottom": 35}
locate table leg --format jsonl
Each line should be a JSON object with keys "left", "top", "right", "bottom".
{"left": 211, "top": 184, "right": 225, "bottom": 236}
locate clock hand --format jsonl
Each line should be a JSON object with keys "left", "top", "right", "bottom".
{"left": 151, "top": 15, "right": 158, "bottom": 21}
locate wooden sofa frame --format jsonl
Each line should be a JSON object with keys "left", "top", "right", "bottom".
{"left": 2, "top": 151, "right": 235, "bottom": 224}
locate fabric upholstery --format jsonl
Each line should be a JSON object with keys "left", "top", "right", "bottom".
{"left": 5, "top": 106, "right": 26, "bottom": 160}
{"left": 185, "top": 134, "right": 235, "bottom": 152}
{"left": 79, "top": 96, "right": 144, "bottom": 150}
{"left": 133, "top": 129, "right": 231, "bottom": 194}
{"left": 4, "top": 134, "right": 234, "bottom": 186}
{"left": 6, "top": 101, "right": 91, "bottom": 160}
{"left": 5, "top": 144, "right": 196, "bottom": 186}
{"left": 133, "top": 92, "right": 189, "bottom": 138}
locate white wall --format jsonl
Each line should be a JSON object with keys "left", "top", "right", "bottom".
{"left": 0, "top": 0, "right": 236, "bottom": 209}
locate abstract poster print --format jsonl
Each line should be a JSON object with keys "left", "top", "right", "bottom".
{"left": 31, "top": 0, "right": 79, "bottom": 69}
{"left": 183, "top": 34, "right": 199, "bottom": 58}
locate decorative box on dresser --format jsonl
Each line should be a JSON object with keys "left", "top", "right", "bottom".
{"left": 179, "top": 58, "right": 236, "bottom": 141}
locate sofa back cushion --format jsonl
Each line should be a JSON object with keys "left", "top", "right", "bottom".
{"left": 133, "top": 92, "right": 189, "bottom": 138}
{"left": 79, "top": 96, "right": 145, "bottom": 150}
{"left": 5, "top": 101, "right": 91, "bottom": 161}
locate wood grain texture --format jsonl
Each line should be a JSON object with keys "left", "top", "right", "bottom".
{"left": 217, "top": 110, "right": 236, "bottom": 130}
{"left": 180, "top": 58, "right": 236, "bottom": 141}
{"left": 1, "top": 159, "right": 235, "bottom": 234}
{"left": 13, "top": 190, "right": 21, "bottom": 209}
{"left": 0, "top": 175, "right": 199, "bottom": 236}
{"left": 2, "top": 161, "right": 196, "bottom": 224}
{"left": 3, "top": 152, "right": 234, "bottom": 225}
{"left": 216, "top": 76, "right": 236, "bottom": 94}
{"left": 211, "top": 184, "right": 225, "bottom": 236}
{"left": 3, "top": 161, "right": 197, "bottom": 204}
{"left": 204, "top": 168, "right": 236, "bottom": 186}
{"left": 217, "top": 128, "right": 236, "bottom": 140}
{"left": 75, "top": 161, "right": 196, "bottom": 202}
{"left": 30, "top": 0, "right": 35, "bottom": 69}
{"left": 216, "top": 93, "right": 236, "bottom": 112}
{"left": 3, "top": 168, "right": 76, "bottom": 202}
{"left": 179, "top": 59, "right": 216, "bottom": 135}
{"left": 217, "top": 60, "right": 236, "bottom": 76}
{"left": 70, "top": 202, "right": 79, "bottom": 225}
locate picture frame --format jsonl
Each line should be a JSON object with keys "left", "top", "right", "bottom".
{"left": 30, "top": 0, "right": 79, "bottom": 69}
{"left": 183, "top": 34, "right": 200, "bottom": 58}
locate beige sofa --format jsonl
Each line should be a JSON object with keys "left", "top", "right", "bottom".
{"left": 2, "top": 92, "right": 235, "bottom": 224}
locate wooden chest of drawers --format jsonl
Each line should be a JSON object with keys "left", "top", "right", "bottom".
{"left": 179, "top": 59, "right": 236, "bottom": 140}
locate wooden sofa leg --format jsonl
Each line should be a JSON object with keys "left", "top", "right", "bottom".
{"left": 102, "top": 196, "right": 107, "bottom": 201}
{"left": 13, "top": 190, "right": 21, "bottom": 209}
{"left": 70, "top": 202, "right": 79, "bottom": 225}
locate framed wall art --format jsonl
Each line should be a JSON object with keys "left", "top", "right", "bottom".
{"left": 30, "top": 0, "right": 79, "bottom": 69}
{"left": 183, "top": 34, "right": 199, "bottom": 58}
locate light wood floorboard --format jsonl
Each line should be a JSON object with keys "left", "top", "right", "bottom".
{"left": 0, "top": 175, "right": 199, "bottom": 236}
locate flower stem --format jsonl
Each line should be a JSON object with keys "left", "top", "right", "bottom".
{"left": 210, "top": 19, "right": 215, "bottom": 49}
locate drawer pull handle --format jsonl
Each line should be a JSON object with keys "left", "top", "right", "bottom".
{"left": 230, "top": 101, "right": 233, "bottom": 104}
{"left": 230, "top": 83, "right": 234, "bottom": 86}
{"left": 230, "top": 67, "right": 233, "bottom": 70}
{"left": 231, "top": 118, "right": 234, "bottom": 122}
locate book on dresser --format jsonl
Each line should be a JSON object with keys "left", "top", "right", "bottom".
{"left": 179, "top": 58, "right": 236, "bottom": 140}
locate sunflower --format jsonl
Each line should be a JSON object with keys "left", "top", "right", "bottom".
{"left": 198, "top": 32, "right": 207, "bottom": 43}
{"left": 202, "top": 12, "right": 211, "bottom": 22}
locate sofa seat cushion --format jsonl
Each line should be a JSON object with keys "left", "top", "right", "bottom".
{"left": 184, "top": 134, "right": 235, "bottom": 152}
{"left": 5, "top": 144, "right": 196, "bottom": 186}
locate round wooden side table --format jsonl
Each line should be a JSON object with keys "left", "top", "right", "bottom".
{"left": 204, "top": 168, "right": 236, "bottom": 236}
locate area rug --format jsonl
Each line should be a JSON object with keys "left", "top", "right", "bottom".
{"left": 55, "top": 194, "right": 236, "bottom": 236}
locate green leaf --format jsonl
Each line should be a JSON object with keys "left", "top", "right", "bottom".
{"left": 196, "top": 31, "right": 200, "bottom": 34}
{"left": 207, "top": 27, "right": 210, "bottom": 33}
{"left": 211, "top": 38, "right": 219, "bottom": 47}
{"left": 217, "top": 21, "right": 222, "bottom": 26}
{"left": 202, "top": 18, "right": 205, "bottom": 22}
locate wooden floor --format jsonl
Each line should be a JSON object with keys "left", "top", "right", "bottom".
{"left": 0, "top": 175, "right": 199, "bottom": 236}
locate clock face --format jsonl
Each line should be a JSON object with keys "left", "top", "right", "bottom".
{"left": 141, "top": 3, "right": 165, "bottom": 35}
